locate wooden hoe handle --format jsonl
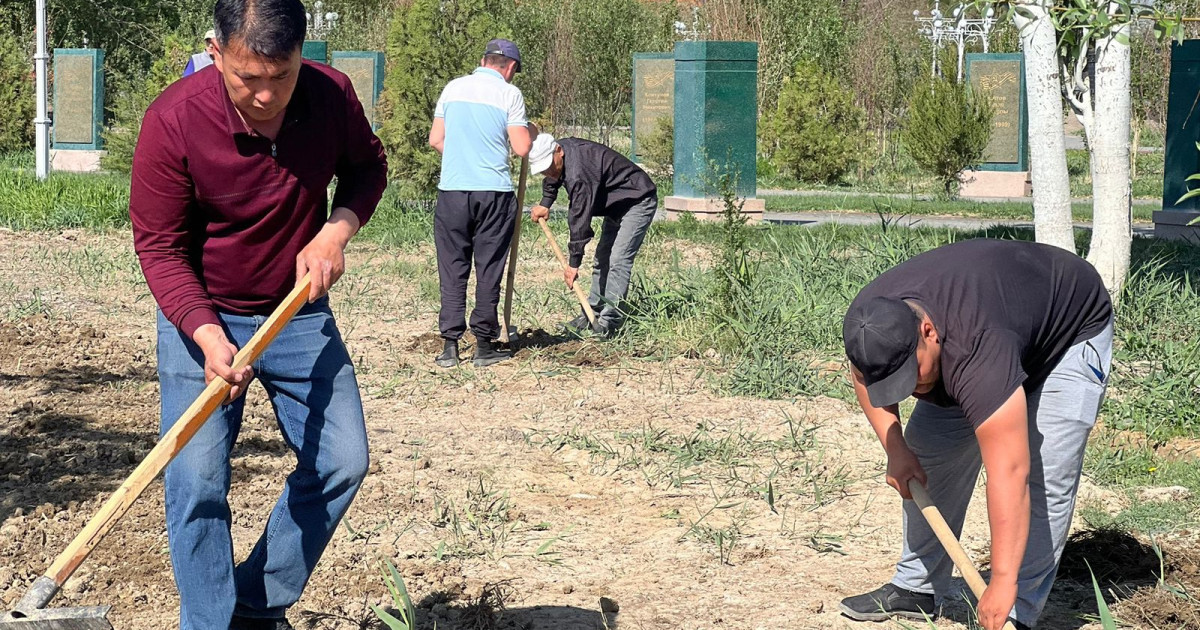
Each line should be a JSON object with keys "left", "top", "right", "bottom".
{"left": 498, "top": 157, "right": 529, "bottom": 343}
{"left": 907, "top": 479, "right": 1017, "bottom": 630}
{"left": 537, "top": 218, "right": 597, "bottom": 326}
{"left": 43, "top": 275, "right": 314, "bottom": 590}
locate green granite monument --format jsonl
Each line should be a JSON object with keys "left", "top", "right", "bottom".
{"left": 665, "top": 41, "right": 763, "bottom": 220}
{"left": 1158, "top": 40, "right": 1200, "bottom": 242}
{"left": 631, "top": 52, "right": 674, "bottom": 163}
{"left": 961, "top": 53, "right": 1029, "bottom": 198}
{"left": 52, "top": 48, "right": 104, "bottom": 151}
{"left": 302, "top": 40, "right": 329, "bottom": 64}
{"left": 331, "top": 51, "right": 385, "bottom": 130}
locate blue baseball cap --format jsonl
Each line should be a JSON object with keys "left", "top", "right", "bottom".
{"left": 483, "top": 38, "right": 521, "bottom": 73}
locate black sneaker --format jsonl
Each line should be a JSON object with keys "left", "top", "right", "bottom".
{"left": 562, "top": 313, "right": 591, "bottom": 332}
{"left": 473, "top": 338, "right": 512, "bottom": 367}
{"left": 435, "top": 339, "right": 460, "bottom": 368}
{"left": 591, "top": 319, "right": 618, "bottom": 339}
{"left": 839, "top": 583, "right": 936, "bottom": 622}
{"left": 230, "top": 615, "right": 294, "bottom": 630}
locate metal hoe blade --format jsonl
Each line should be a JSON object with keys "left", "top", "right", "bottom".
{"left": 2, "top": 577, "right": 111, "bottom": 629}
{"left": 0, "top": 607, "right": 113, "bottom": 629}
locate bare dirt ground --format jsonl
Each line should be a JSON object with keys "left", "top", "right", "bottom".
{"left": 1, "top": 229, "right": 1197, "bottom": 630}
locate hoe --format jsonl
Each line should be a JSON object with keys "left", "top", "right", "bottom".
{"left": 908, "top": 479, "right": 1018, "bottom": 630}
{"left": 497, "top": 157, "right": 529, "bottom": 344}
{"left": 2, "top": 276, "right": 313, "bottom": 629}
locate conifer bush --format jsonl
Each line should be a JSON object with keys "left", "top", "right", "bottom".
{"left": 760, "top": 62, "right": 865, "bottom": 184}
{"left": 900, "top": 77, "right": 992, "bottom": 198}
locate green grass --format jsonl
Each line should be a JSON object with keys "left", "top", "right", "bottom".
{"left": 757, "top": 144, "right": 1166, "bottom": 202}
{"left": 621, "top": 220, "right": 1200, "bottom": 439}
{"left": 1, "top": 155, "right": 1196, "bottom": 447}
{"left": 357, "top": 191, "right": 435, "bottom": 249}
{"left": 764, "top": 193, "right": 1157, "bottom": 223}
{"left": 1068, "top": 148, "right": 1164, "bottom": 200}
{"left": 0, "top": 150, "right": 33, "bottom": 171}
{"left": 0, "top": 169, "right": 131, "bottom": 230}
{"left": 1081, "top": 434, "right": 1200, "bottom": 535}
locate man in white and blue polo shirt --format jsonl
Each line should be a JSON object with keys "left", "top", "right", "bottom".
{"left": 428, "top": 38, "right": 538, "bottom": 368}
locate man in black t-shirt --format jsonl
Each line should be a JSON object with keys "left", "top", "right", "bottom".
{"left": 838, "top": 239, "right": 1113, "bottom": 630}
{"left": 527, "top": 133, "right": 658, "bottom": 336}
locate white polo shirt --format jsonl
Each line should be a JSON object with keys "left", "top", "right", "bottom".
{"left": 434, "top": 67, "right": 527, "bottom": 192}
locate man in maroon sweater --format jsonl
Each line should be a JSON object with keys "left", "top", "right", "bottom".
{"left": 128, "top": 1, "right": 386, "bottom": 628}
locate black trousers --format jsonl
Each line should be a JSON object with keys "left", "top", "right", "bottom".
{"left": 434, "top": 190, "right": 516, "bottom": 341}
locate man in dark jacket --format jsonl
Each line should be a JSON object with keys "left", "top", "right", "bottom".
{"left": 528, "top": 133, "right": 658, "bottom": 335}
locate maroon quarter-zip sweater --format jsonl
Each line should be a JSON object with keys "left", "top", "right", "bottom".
{"left": 130, "top": 61, "right": 388, "bottom": 339}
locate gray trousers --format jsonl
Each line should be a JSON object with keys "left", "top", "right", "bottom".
{"left": 892, "top": 319, "right": 1114, "bottom": 628}
{"left": 585, "top": 195, "right": 657, "bottom": 329}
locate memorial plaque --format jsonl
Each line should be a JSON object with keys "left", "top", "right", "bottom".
{"left": 331, "top": 52, "right": 385, "bottom": 130}
{"left": 631, "top": 53, "right": 675, "bottom": 162}
{"left": 53, "top": 49, "right": 105, "bottom": 149}
{"left": 302, "top": 40, "right": 328, "bottom": 64}
{"left": 1155, "top": 39, "right": 1200, "bottom": 241}
{"left": 966, "top": 53, "right": 1027, "bottom": 171}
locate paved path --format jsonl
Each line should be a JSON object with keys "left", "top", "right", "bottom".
{"left": 762, "top": 210, "right": 1157, "bottom": 237}
{"left": 757, "top": 188, "right": 1162, "bottom": 206}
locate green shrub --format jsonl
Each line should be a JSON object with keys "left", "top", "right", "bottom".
{"left": 637, "top": 115, "right": 674, "bottom": 195}
{"left": 760, "top": 62, "right": 865, "bottom": 184}
{"left": 101, "top": 32, "right": 192, "bottom": 172}
{"left": 376, "top": 0, "right": 510, "bottom": 196}
{"left": 0, "top": 29, "right": 34, "bottom": 153}
{"left": 900, "top": 77, "right": 992, "bottom": 198}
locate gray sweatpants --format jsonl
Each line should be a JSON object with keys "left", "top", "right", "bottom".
{"left": 892, "top": 319, "right": 1114, "bottom": 628}
{"left": 585, "top": 195, "right": 657, "bottom": 330}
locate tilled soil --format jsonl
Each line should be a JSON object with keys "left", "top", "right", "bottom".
{"left": 0, "top": 229, "right": 1196, "bottom": 630}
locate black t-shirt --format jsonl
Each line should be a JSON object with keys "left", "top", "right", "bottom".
{"left": 850, "top": 239, "right": 1113, "bottom": 427}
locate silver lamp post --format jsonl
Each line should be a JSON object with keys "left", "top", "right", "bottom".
{"left": 306, "top": 1, "right": 340, "bottom": 41}
{"left": 34, "top": 0, "right": 50, "bottom": 180}
{"left": 914, "top": 1, "right": 998, "bottom": 83}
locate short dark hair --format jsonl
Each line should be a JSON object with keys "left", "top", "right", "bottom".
{"left": 214, "top": 0, "right": 307, "bottom": 61}
{"left": 483, "top": 54, "right": 514, "bottom": 69}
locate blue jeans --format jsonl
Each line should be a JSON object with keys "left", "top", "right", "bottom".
{"left": 155, "top": 299, "right": 369, "bottom": 629}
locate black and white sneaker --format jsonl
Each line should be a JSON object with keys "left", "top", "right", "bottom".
{"left": 839, "top": 583, "right": 937, "bottom": 622}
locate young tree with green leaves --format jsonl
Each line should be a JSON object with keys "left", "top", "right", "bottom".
{"left": 376, "top": 0, "right": 510, "bottom": 195}
{"left": 0, "top": 27, "right": 35, "bottom": 153}
{"left": 901, "top": 77, "right": 993, "bottom": 198}
{"left": 982, "top": 0, "right": 1185, "bottom": 299}
{"left": 760, "top": 62, "right": 865, "bottom": 184}
{"left": 100, "top": 32, "right": 192, "bottom": 172}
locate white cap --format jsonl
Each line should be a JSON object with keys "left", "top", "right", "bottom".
{"left": 529, "top": 133, "right": 558, "bottom": 175}
{"left": 204, "top": 29, "right": 216, "bottom": 42}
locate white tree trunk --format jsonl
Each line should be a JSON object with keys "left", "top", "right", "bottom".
{"left": 1013, "top": 0, "right": 1075, "bottom": 251}
{"left": 1085, "top": 19, "right": 1133, "bottom": 301}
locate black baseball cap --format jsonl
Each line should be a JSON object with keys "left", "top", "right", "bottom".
{"left": 842, "top": 296, "right": 920, "bottom": 408}
{"left": 483, "top": 38, "right": 521, "bottom": 73}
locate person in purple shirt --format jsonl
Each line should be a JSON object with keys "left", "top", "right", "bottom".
{"left": 128, "top": 0, "right": 387, "bottom": 628}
